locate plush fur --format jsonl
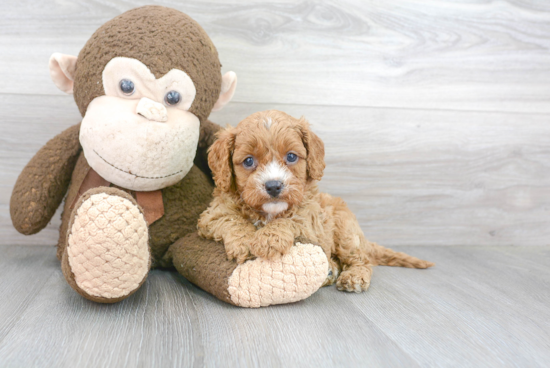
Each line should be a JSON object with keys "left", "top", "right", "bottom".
{"left": 73, "top": 6, "right": 221, "bottom": 122}
{"left": 199, "top": 110, "right": 434, "bottom": 292}
{"left": 11, "top": 7, "right": 330, "bottom": 306}
{"left": 55, "top": 143, "right": 215, "bottom": 267}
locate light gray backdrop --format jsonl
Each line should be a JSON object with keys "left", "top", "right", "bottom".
{"left": 2, "top": 0, "right": 549, "bottom": 247}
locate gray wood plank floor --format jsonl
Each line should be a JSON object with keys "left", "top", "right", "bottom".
{"left": 0, "top": 244, "right": 548, "bottom": 367}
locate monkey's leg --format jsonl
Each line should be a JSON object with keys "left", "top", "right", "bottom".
{"left": 61, "top": 187, "right": 151, "bottom": 303}
{"left": 168, "top": 234, "right": 328, "bottom": 308}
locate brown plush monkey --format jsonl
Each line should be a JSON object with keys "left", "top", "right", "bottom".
{"left": 10, "top": 6, "right": 327, "bottom": 307}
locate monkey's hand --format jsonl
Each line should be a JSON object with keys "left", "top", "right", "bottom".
{"left": 10, "top": 124, "right": 81, "bottom": 235}
{"left": 250, "top": 220, "right": 296, "bottom": 260}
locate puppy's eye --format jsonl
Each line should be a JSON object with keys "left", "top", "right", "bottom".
{"left": 120, "top": 79, "right": 135, "bottom": 95}
{"left": 285, "top": 152, "right": 298, "bottom": 164}
{"left": 243, "top": 156, "right": 256, "bottom": 169}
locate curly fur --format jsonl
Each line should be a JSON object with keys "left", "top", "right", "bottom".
{"left": 198, "top": 110, "right": 434, "bottom": 292}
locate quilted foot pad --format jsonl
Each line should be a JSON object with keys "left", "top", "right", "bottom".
{"left": 67, "top": 192, "right": 150, "bottom": 299}
{"left": 227, "top": 243, "right": 328, "bottom": 308}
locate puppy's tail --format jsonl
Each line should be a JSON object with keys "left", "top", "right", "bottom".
{"left": 370, "top": 242, "right": 434, "bottom": 269}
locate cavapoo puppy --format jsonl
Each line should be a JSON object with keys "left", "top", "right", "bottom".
{"left": 198, "top": 110, "right": 433, "bottom": 292}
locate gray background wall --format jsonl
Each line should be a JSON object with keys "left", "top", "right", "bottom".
{"left": 2, "top": 0, "right": 549, "bottom": 247}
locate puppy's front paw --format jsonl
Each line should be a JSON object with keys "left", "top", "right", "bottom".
{"left": 336, "top": 267, "right": 372, "bottom": 293}
{"left": 225, "top": 240, "right": 254, "bottom": 264}
{"left": 251, "top": 229, "right": 294, "bottom": 260}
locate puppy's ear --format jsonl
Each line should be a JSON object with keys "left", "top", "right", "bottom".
{"left": 298, "top": 118, "right": 325, "bottom": 181}
{"left": 208, "top": 127, "right": 236, "bottom": 192}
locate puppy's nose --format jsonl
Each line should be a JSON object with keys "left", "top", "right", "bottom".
{"left": 265, "top": 180, "right": 283, "bottom": 197}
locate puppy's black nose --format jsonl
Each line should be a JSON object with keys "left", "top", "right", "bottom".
{"left": 265, "top": 180, "right": 283, "bottom": 197}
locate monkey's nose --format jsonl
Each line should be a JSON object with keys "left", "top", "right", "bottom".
{"left": 265, "top": 180, "right": 283, "bottom": 197}
{"left": 136, "top": 97, "right": 168, "bottom": 122}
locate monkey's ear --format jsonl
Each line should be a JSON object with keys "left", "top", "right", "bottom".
{"left": 208, "top": 127, "right": 236, "bottom": 192}
{"left": 49, "top": 53, "right": 78, "bottom": 94}
{"left": 298, "top": 118, "right": 326, "bottom": 181}
{"left": 212, "top": 71, "right": 237, "bottom": 112}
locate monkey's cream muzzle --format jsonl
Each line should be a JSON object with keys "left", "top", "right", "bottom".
{"left": 80, "top": 96, "right": 199, "bottom": 191}
{"left": 78, "top": 57, "right": 202, "bottom": 191}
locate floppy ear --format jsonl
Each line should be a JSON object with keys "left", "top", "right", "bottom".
{"left": 208, "top": 127, "right": 236, "bottom": 192}
{"left": 298, "top": 118, "right": 325, "bottom": 181}
{"left": 49, "top": 53, "right": 78, "bottom": 94}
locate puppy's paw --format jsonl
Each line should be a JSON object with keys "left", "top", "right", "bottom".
{"left": 322, "top": 258, "right": 341, "bottom": 287}
{"left": 336, "top": 267, "right": 372, "bottom": 293}
{"left": 225, "top": 240, "right": 254, "bottom": 264}
{"left": 251, "top": 229, "right": 294, "bottom": 260}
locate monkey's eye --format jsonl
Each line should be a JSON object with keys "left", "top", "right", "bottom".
{"left": 285, "top": 152, "right": 298, "bottom": 164}
{"left": 243, "top": 156, "right": 256, "bottom": 169}
{"left": 165, "top": 91, "right": 181, "bottom": 105}
{"left": 119, "top": 79, "right": 135, "bottom": 95}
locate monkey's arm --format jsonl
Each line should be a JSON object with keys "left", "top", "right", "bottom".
{"left": 194, "top": 119, "right": 222, "bottom": 178}
{"left": 197, "top": 197, "right": 256, "bottom": 264}
{"left": 10, "top": 124, "right": 82, "bottom": 235}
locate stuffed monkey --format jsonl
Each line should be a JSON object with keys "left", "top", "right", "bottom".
{"left": 10, "top": 6, "right": 328, "bottom": 307}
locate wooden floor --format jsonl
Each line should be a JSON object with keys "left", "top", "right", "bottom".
{"left": 0, "top": 244, "right": 548, "bottom": 367}
{"left": 2, "top": 1, "right": 550, "bottom": 367}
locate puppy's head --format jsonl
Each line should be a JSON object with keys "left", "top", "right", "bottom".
{"left": 208, "top": 110, "right": 325, "bottom": 217}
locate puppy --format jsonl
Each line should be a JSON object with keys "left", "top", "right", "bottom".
{"left": 198, "top": 110, "right": 433, "bottom": 292}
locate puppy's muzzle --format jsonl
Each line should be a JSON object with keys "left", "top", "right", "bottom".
{"left": 265, "top": 180, "right": 283, "bottom": 198}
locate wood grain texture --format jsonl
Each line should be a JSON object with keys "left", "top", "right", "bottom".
{"left": 355, "top": 246, "right": 550, "bottom": 367}
{"left": 0, "top": 244, "right": 548, "bottom": 367}
{"left": 0, "top": 245, "right": 58, "bottom": 342}
{"left": 4, "top": 94, "right": 549, "bottom": 247}
{"left": 214, "top": 102, "right": 550, "bottom": 247}
{"left": 1, "top": 0, "right": 550, "bottom": 112}
{"left": 2, "top": 0, "right": 550, "bottom": 246}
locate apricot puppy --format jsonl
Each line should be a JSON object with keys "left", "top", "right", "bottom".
{"left": 198, "top": 110, "right": 433, "bottom": 292}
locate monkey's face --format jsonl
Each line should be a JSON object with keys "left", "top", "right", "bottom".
{"left": 48, "top": 6, "right": 237, "bottom": 191}
{"left": 80, "top": 57, "right": 200, "bottom": 191}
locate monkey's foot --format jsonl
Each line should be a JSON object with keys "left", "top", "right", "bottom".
{"left": 228, "top": 242, "right": 328, "bottom": 307}
{"left": 171, "top": 235, "right": 328, "bottom": 308}
{"left": 62, "top": 188, "right": 150, "bottom": 303}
